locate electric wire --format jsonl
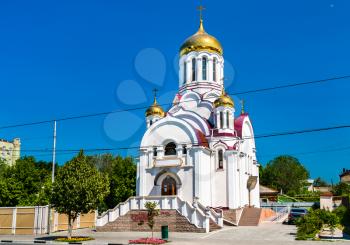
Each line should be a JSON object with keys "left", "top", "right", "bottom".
{"left": 0, "top": 74, "right": 349, "bottom": 130}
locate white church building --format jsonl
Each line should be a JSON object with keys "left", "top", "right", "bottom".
{"left": 136, "top": 18, "right": 260, "bottom": 210}
{"left": 97, "top": 13, "right": 264, "bottom": 233}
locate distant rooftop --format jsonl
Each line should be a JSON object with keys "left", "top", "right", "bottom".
{"left": 340, "top": 168, "right": 350, "bottom": 178}
{"left": 0, "top": 138, "right": 20, "bottom": 144}
{"left": 259, "top": 185, "right": 279, "bottom": 194}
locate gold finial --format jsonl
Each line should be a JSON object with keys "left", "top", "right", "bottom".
{"left": 221, "top": 87, "right": 226, "bottom": 96}
{"left": 152, "top": 88, "right": 158, "bottom": 104}
{"left": 241, "top": 99, "right": 245, "bottom": 114}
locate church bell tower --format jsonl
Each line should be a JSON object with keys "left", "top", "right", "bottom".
{"left": 178, "top": 8, "right": 224, "bottom": 96}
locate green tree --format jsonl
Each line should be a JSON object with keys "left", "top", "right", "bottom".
{"left": 51, "top": 151, "right": 109, "bottom": 239}
{"left": 88, "top": 155, "right": 136, "bottom": 210}
{"left": 332, "top": 182, "right": 350, "bottom": 196}
{"left": 0, "top": 156, "right": 52, "bottom": 206}
{"left": 0, "top": 178, "right": 22, "bottom": 206}
{"left": 145, "top": 201, "right": 159, "bottom": 238}
{"left": 259, "top": 165, "right": 264, "bottom": 179}
{"left": 0, "top": 159, "right": 7, "bottom": 178}
{"left": 313, "top": 177, "right": 329, "bottom": 187}
{"left": 261, "top": 155, "right": 309, "bottom": 195}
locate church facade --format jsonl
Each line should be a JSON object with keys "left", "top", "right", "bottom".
{"left": 137, "top": 18, "right": 260, "bottom": 209}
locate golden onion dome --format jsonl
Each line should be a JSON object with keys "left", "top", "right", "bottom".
{"left": 180, "top": 20, "right": 223, "bottom": 56}
{"left": 214, "top": 91, "right": 234, "bottom": 108}
{"left": 145, "top": 97, "right": 165, "bottom": 117}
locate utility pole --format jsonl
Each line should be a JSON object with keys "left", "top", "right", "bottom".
{"left": 48, "top": 120, "right": 57, "bottom": 235}
{"left": 51, "top": 120, "right": 57, "bottom": 183}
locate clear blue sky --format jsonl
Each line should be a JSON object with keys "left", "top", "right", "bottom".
{"left": 0, "top": 0, "right": 349, "bottom": 183}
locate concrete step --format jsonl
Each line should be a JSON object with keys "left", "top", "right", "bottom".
{"left": 238, "top": 207, "right": 262, "bottom": 226}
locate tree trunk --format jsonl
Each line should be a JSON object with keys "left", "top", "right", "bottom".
{"left": 68, "top": 215, "right": 72, "bottom": 239}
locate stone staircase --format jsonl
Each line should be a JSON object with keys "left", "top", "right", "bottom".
{"left": 97, "top": 210, "right": 206, "bottom": 233}
{"left": 238, "top": 207, "right": 262, "bottom": 226}
{"left": 96, "top": 196, "right": 223, "bottom": 233}
{"left": 222, "top": 208, "right": 243, "bottom": 226}
{"left": 209, "top": 219, "right": 221, "bottom": 231}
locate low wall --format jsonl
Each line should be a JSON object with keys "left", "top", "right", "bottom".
{"left": 0, "top": 206, "right": 49, "bottom": 235}
{"left": 260, "top": 208, "right": 276, "bottom": 221}
{"left": 0, "top": 206, "right": 96, "bottom": 235}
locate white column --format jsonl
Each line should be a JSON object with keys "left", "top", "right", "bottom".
{"left": 186, "top": 59, "right": 191, "bottom": 83}
{"left": 193, "top": 147, "right": 201, "bottom": 199}
{"left": 219, "top": 62, "right": 224, "bottom": 85}
{"left": 234, "top": 158, "right": 240, "bottom": 208}
{"left": 208, "top": 58, "right": 213, "bottom": 81}
{"left": 179, "top": 59, "right": 184, "bottom": 87}
{"left": 196, "top": 57, "right": 201, "bottom": 82}
{"left": 158, "top": 146, "right": 164, "bottom": 159}
{"left": 231, "top": 108, "right": 235, "bottom": 130}
{"left": 176, "top": 146, "right": 183, "bottom": 158}
{"left": 12, "top": 207, "right": 17, "bottom": 235}
{"left": 138, "top": 149, "right": 148, "bottom": 196}
{"left": 228, "top": 111, "right": 232, "bottom": 129}
{"left": 223, "top": 110, "right": 227, "bottom": 129}
{"left": 226, "top": 151, "right": 236, "bottom": 209}
{"left": 238, "top": 160, "right": 243, "bottom": 207}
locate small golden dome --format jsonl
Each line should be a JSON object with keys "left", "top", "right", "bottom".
{"left": 180, "top": 20, "right": 223, "bottom": 56}
{"left": 145, "top": 97, "right": 165, "bottom": 117}
{"left": 214, "top": 91, "right": 234, "bottom": 108}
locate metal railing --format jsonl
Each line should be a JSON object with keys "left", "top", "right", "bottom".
{"left": 96, "top": 196, "right": 211, "bottom": 232}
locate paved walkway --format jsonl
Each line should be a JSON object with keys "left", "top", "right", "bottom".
{"left": 0, "top": 224, "right": 349, "bottom": 245}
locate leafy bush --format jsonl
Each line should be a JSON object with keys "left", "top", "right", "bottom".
{"left": 296, "top": 209, "right": 340, "bottom": 240}
{"left": 334, "top": 205, "right": 350, "bottom": 227}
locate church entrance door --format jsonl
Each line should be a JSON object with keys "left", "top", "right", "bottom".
{"left": 161, "top": 176, "right": 177, "bottom": 195}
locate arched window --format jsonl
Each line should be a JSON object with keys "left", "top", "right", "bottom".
{"left": 183, "top": 61, "right": 187, "bottom": 84}
{"left": 153, "top": 147, "right": 157, "bottom": 157}
{"left": 220, "top": 111, "right": 224, "bottom": 129}
{"left": 218, "top": 149, "right": 224, "bottom": 169}
{"left": 213, "top": 58, "right": 217, "bottom": 82}
{"left": 226, "top": 111, "right": 230, "bottom": 128}
{"left": 165, "top": 142, "right": 177, "bottom": 156}
{"left": 192, "top": 58, "right": 196, "bottom": 81}
{"left": 150, "top": 120, "right": 153, "bottom": 126}
{"left": 202, "top": 57, "right": 207, "bottom": 80}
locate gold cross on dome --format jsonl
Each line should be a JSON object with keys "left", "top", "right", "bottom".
{"left": 196, "top": 3, "right": 205, "bottom": 21}
{"left": 152, "top": 88, "right": 158, "bottom": 98}
{"left": 152, "top": 88, "right": 159, "bottom": 104}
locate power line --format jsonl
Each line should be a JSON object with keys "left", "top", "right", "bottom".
{"left": 232, "top": 74, "right": 350, "bottom": 95}
{"left": 0, "top": 74, "right": 349, "bottom": 130}
{"left": 253, "top": 124, "right": 350, "bottom": 139}
{"left": 5, "top": 123, "right": 350, "bottom": 153}
{"left": 257, "top": 145, "right": 350, "bottom": 158}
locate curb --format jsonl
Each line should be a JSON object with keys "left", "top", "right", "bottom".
{"left": 0, "top": 241, "right": 127, "bottom": 245}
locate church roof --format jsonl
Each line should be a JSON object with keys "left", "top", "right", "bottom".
{"left": 234, "top": 113, "right": 249, "bottom": 138}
